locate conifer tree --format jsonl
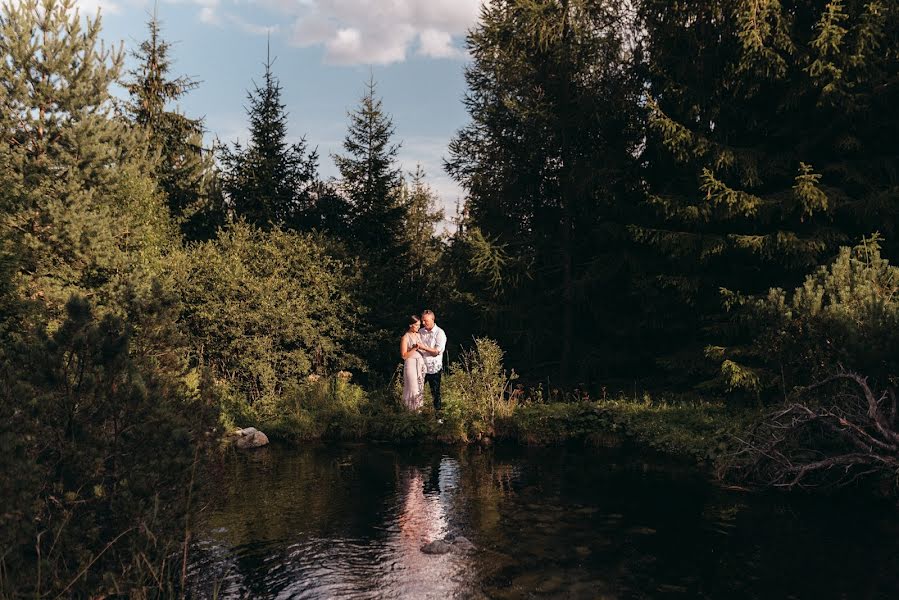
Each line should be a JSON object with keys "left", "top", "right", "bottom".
{"left": 125, "top": 10, "right": 222, "bottom": 240}
{"left": 332, "top": 77, "right": 407, "bottom": 256}
{"left": 0, "top": 0, "right": 176, "bottom": 317}
{"left": 0, "top": 2, "right": 216, "bottom": 594}
{"left": 400, "top": 165, "right": 445, "bottom": 292}
{"left": 636, "top": 0, "right": 899, "bottom": 387}
{"left": 447, "top": 0, "right": 645, "bottom": 383}
{"left": 332, "top": 78, "right": 419, "bottom": 376}
{"left": 219, "top": 46, "right": 319, "bottom": 229}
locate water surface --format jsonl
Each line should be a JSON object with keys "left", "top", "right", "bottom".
{"left": 189, "top": 443, "right": 899, "bottom": 599}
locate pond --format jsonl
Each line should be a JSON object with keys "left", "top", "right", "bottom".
{"left": 188, "top": 443, "right": 899, "bottom": 599}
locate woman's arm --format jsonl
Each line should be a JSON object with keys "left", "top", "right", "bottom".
{"left": 400, "top": 335, "right": 418, "bottom": 360}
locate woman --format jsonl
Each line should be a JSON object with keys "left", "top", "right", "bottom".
{"left": 401, "top": 315, "right": 426, "bottom": 411}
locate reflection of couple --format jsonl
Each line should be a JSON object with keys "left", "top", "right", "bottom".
{"left": 388, "top": 460, "right": 466, "bottom": 599}
{"left": 400, "top": 310, "right": 447, "bottom": 417}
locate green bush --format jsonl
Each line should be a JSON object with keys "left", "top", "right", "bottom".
{"left": 273, "top": 374, "right": 368, "bottom": 440}
{"left": 442, "top": 337, "right": 518, "bottom": 441}
{"left": 182, "top": 222, "right": 366, "bottom": 415}
{"left": 0, "top": 293, "right": 218, "bottom": 597}
{"left": 717, "top": 236, "right": 899, "bottom": 399}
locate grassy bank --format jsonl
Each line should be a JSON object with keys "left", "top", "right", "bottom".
{"left": 219, "top": 366, "right": 752, "bottom": 467}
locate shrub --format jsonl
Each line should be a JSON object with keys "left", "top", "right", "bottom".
{"left": 716, "top": 236, "right": 899, "bottom": 399}
{"left": 443, "top": 337, "right": 518, "bottom": 440}
{"left": 182, "top": 222, "right": 366, "bottom": 414}
{"left": 0, "top": 293, "right": 217, "bottom": 597}
{"left": 272, "top": 374, "right": 368, "bottom": 440}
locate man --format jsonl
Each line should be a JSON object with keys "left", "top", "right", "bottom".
{"left": 417, "top": 309, "right": 447, "bottom": 420}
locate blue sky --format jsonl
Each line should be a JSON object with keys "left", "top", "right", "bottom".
{"left": 83, "top": 0, "right": 480, "bottom": 218}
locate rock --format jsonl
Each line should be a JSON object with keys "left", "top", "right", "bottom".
{"left": 235, "top": 428, "right": 269, "bottom": 449}
{"left": 421, "top": 540, "right": 454, "bottom": 554}
{"left": 452, "top": 535, "right": 475, "bottom": 552}
{"left": 421, "top": 534, "right": 476, "bottom": 555}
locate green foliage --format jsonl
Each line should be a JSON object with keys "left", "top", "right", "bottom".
{"left": 331, "top": 78, "right": 422, "bottom": 375}
{"left": 446, "top": 0, "right": 646, "bottom": 384}
{"left": 0, "top": 0, "right": 177, "bottom": 320}
{"left": 332, "top": 77, "right": 406, "bottom": 256}
{"left": 0, "top": 292, "right": 217, "bottom": 597}
{"left": 717, "top": 236, "right": 899, "bottom": 398}
{"left": 637, "top": 0, "right": 899, "bottom": 388}
{"left": 398, "top": 165, "right": 446, "bottom": 297}
{"left": 257, "top": 374, "right": 369, "bottom": 441}
{"left": 503, "top": 394, "right": 744, "bottom": 461}
{"left": 593, "top": 397, "right": 748, "bottom": 461}
{"left": 182, "top": 222, "right": 365, "bottom": 414}
{"left": 125, "top": 13, "right": 222, "bottom": 241}
{"left": 504, "top": 401, "right": 607, "bottom": 445}
{"left": 442, "top": 337, "right": 518, "bottom": 440}
{"left": 219, "top": 52, "right": 320, "bottom": 230}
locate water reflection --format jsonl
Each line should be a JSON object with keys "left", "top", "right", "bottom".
{"left": 189, "top": 444, "right": 899, "bottom": 600}
{"left": 376, "top": 459, "right": 474, "bottom": 599}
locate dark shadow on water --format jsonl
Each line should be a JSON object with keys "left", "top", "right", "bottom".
{"left": 188, "top": 443, "right": 899, "bottom": 599}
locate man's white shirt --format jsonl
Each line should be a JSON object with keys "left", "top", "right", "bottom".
{"left": 419, "top": 325, "right": 446, "bottom": 375}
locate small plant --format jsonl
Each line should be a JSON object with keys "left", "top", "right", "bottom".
{"left": 443, "top": 337, "right": 518, "bottom": 439}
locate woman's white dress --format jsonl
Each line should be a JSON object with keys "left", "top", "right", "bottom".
{"left": 402, "top": 333, "right": 425, "bottom": 411}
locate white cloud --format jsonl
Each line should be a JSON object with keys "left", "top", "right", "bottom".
{"left": 73, "top": 0, "right": 122, "bottom": 15}
{"left": 183, "top": 0, "right": 481, "bottom": 65}
{"left": 288, "top": 0, "right": 480, "bottom": 64}
{"left": 418, "top": 28, "right": 461, "bottom": 59}
{"left": 226, "top": 12, "right": 279, "bottom": 35}
{"left": 199, "top": 5, "right": 220, "bottom": 24}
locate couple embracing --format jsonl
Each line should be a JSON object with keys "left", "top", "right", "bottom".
{"left": 400, "top": 310, "right": 447, "bottom": 420}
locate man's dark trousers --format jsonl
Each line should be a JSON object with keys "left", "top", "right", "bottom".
{"left": 425, "top": 370, "right": 442, "bottom": 412}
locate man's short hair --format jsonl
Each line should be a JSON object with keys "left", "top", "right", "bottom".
{"left": 422, "top": 309, "right": 435, "bottom": 317}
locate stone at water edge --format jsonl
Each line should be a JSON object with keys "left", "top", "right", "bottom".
{"left": 420, "top": 540, "right": 454, "bottom": 555}
{"left": 452, "top": 535, "right": 475, "bottom": 552}
{"left": 234, "top": 428, "right": 269, "bottom": 449}
{"left": 420, "top": 534, "right": 476, "bottom": 555}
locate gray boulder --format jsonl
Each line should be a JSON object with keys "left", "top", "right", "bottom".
{"left": 234, "top": 427, "right": 269, "bottom": 449}
{"left": 452, "top": 535, "right": 475, "bottom": 552}
{"left": 421, "top": 534, "right": 476, "bottom": 555}
{"left": 420, "top": 540, "right": 454, "bottom": 554}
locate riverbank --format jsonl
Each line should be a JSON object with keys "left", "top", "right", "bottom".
{"left": 222, "top": 372, "right": 754, "bottom": 470}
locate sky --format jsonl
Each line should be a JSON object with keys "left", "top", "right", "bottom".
{"left": 78, "top": 0, "right": 482, "bottom": 219}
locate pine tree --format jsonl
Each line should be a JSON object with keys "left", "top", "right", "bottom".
{"left": 332, "top": 77, "right": 407, "bottom": 256}
{"left": 400, "top": 165, "right": 445, "bottom": 293}
{"left": 0, "top": 0, "right": 177, "bottom": 318}
{"left": 446, "top": 0, "right": 645, "bottom": 384}
{"left": 219, "top": 46, "right": 319, "bottom": 229}
{"left": 125, "top": 10, "right": 222, "bottom": 241}
{"left": 0, "top": 3, "right": 216, "bottom": 595}
{"left": 332, "top": 78, "right": 421, "bottom": 377}
{"left": 636, "top": 0, "right": 899, "bottom": 388}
